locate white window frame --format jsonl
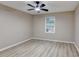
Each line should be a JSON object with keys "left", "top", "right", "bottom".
{"left": 45, "top": 16, "right": 55, "bottom": 33}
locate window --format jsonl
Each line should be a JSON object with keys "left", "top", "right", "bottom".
{"left": 45, "top": 16, "right": 55, "bottom": 33}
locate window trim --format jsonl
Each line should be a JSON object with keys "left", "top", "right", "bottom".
{"left": 45, "top": 16, "right": 55, "bottom": 33}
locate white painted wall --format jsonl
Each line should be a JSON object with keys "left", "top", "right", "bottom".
{"left": 75, "top": 5, "right": 79, "bottom": 48}
{"left": 0, "top": 4, "right": 33, "bottom": 49}
{"left": 33, "top": 12, "right": 74, "bottom": 42}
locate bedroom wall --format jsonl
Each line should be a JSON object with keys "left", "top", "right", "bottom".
{"left": 0, "top": 4, "right": 33, "bottom": 49}
{"left": 75, "top": 5, "right": 79, "bottom": 48}
{"left": 33, "top": 12, "right": 74, "bottom": 43}
{"left": 0, "top": 3, "right": 76, "bottom": 49}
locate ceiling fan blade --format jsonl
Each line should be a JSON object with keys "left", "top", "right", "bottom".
{"left": 27, "top": 4, "right": 35, "bottom": 8}
{"left": 35, "top": 1, "right": 40, "bottom": 4}
{"left": 27, "top": 9, "right": 34, "bottom": 11}
{"left": 40, "top": 4, "right": 45, "bottom": 7}
{"left": 41, "top": 9, "right": 48, "bottom": 11}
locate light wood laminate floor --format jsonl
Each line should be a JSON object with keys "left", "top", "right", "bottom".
{"left": 0, "top": 39, "right": 79, "bottom": 57}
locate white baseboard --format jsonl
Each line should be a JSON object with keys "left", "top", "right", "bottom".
{"left": 73, "top": 42, "right": 79, "bottom": 54}
{"left": 31, "top": 37, "right": 74, "bottom": 44}
{"left": 32, "top": 37, "right": 79, "bottom": 53}
{"left": 0, "top": 37, "right": 74, "bottom": 52}
{"left": 0, "top": 38, "right": 31, "bottom": 52}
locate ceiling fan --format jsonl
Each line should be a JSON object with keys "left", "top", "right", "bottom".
{"left": 27, "top": 1, "right": 48, "bottom": 13}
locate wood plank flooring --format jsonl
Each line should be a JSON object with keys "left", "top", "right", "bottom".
{"left": 0, "top": 39, "right": 79, "bottom": 57}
